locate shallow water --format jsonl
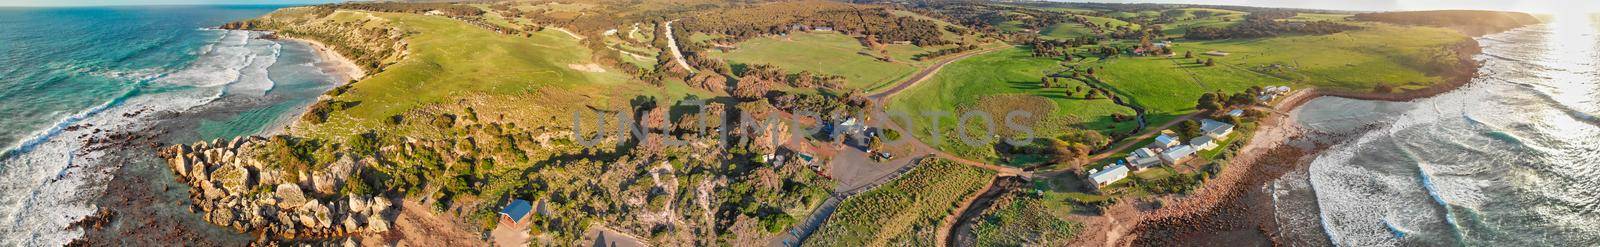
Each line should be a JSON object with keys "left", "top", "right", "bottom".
{"left": 1279, "top": 16, "right": 1600, "bottom": 246}
{"left": 0, "top": 6, "right": 342, "bottom": 245}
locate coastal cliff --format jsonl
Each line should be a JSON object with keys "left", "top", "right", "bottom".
{"left": 158, "top": 137, "right": 395, "bottom": 239}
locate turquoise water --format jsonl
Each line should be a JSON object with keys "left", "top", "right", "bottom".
{"left": 0, "top": 5, "right": 345, "bottom": 245}
{"left": 0, "top": 6, "right": 272, "bottom": 153}
{"left": 1276, "top": 17, "right": 1600, "bottom": 245}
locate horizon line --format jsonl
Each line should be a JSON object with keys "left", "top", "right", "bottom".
{"left": 0, "top": 2, "right": 336, "bottom": 8}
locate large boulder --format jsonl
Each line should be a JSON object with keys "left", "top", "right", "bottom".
{"left": 341, "top": 215, "right": 361, "bottom": 232}
{"left": 348, "top": 197, "right": 369, "bottom": 215}
{"left": 301, "top": 199, "right": 332, "bottom": 228}
{"left": 187, "top": 154, "right": 209, "bottom": 181}
{"left": 201, "top": 182, "right": 226, "bottom": 199}
{"left": 370, "top": 197, "right": 391, "bottom": 214}
{"left": 365, "top": 214, "right": 389, "bottom": 232}
{"left": 212, "top": 164, "right": 247, "bottom": 194}
{"left": 311, "top": 171, "right": 337, "bottom": 195}
{"left": 170, "top": 155, "right": 192, "bottom": 177}
{"left": 275, "top": 183, "right": 307, "bottom": 209}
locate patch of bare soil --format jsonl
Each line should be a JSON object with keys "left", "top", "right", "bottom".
{"left": 568, "top": 63, "right": 608, "bottom": 73}
{"left": 357, "top": 200, "right": 487, "bottom": 246}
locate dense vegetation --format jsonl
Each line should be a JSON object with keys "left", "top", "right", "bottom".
{"left": 969, "top": 190, "right": 1081, "bottom": 246}
{"left": 804, "top": 159, "right": 995, "bottom": 246}
{"left": 1184, "top": 12, "right": 1357, "bottom": 40}
{"left": 680, "top": 1, "right": 950, "bottom": 46}
{"left": 1353, "top": 10, "right": 1542, "bottom": 36}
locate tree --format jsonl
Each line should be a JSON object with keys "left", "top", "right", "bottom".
{"left": 1196, "top": 92, "right": 1223, "bottom": 111}
{"left": 1178, "top": 120, "right": 1202, "bottom": 140}
{"left": 1227, "top": 92, "right": 1255, "bottom": 107}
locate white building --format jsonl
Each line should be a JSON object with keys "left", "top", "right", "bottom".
{"left": 1200, "top": 119, "right": 1235, "bottom": 139}
{"left": 1190, "top": 135, "right": 1218, "bottom": 151}
{"left": 1088, "top": 164, "right": 1131, "bottom": 187}
{"left": 1130, "top": 156, "right": 1165, "bottom": 170}
{"left": 1131, "top": 147, "right": 1158, "bottom": 159}
{"left": 1149, "top": 133, "right": 1181, "bottom": 149}
{"left": 1160, "top": 145, "right": 1197, "bottom": 165}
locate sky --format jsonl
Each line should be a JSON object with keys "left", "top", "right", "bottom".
{"left": 1077, "top": 0, "right": 1597, "bottom": 13}
{"left": 0, "top": 0, "right": 342, "bottom": 7}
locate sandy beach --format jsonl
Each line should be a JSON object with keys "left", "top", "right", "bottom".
{"left": 256, "top": 35, "right": 368, "bottom": 136}
{"left": 279, "top": 36, "right": 367, "bottom": 83}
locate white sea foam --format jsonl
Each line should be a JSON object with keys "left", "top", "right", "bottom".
{"left": 223, "top": 37, "right": 282, "bottom": 96}
{"left": 1302, "top": 22, "right": 1600, "bottom": 245}
{"left": 155, "top": 30, "right": 254, "bottom": 88}
{"left": 0, "top": 28, "right": 285, "bottom": 246}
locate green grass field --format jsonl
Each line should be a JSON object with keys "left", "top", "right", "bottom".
{"left": 1068, "top": 21, "right": 1469, "bottom": 128}
{"left": 1179, "top": 23, "right": 1470, "bottom": 91}
{"left": 805, "top": 159, "right": 995, "bottom": 247}
{"left": 889, "top": 47, "right": 1138, "bottom": 162}
{"left": 1041, "top": 22, "right": 1094, "bottom": 39}
{"left": 284, "top": 11, "right": 673, "bottom": 139}
{"left": 1159, "top": 8, "right": 1247, "bottom": 37}
{"left": 1286, "top": 13, "right": 1353, "bottom": 22}
{"left": 706, "top": 32, "right": 921, "bottom": 91}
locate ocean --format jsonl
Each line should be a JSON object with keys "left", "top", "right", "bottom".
{"left": 1274, "top": 15, "right": 1600, "bottom": 245}
{"left": 0, "top": 5, "right": 346, "bottom": 245}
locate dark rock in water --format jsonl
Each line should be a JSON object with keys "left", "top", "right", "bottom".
{"left": 66, "top": 208, "right": 117, "bottom": 232}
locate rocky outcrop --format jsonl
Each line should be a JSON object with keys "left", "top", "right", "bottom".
{"left": 159, "top": 136, "right": 394, "bottom": 239}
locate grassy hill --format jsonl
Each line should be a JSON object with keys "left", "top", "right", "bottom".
{"left": 888, "top": 47, "right": 1136, "bottom": 163}
{"left": 269, "top": 10, "right": 677, "bottom": 139}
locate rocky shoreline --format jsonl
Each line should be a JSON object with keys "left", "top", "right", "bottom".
{"left": 158, "top": 136, "right": 394, "bottom": 240}
{"left": 1116, "top": 25, "right": 1522, "bottom": 246}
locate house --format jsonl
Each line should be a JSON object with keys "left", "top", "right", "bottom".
{"left": 1131, "top": 147, "right": 1158, "bottom": 159}
{"left": 1228, "top": 109, "right": 1245, "bottom": 117}
{"left": 836, "top": 118, "right": 866, "bottom": 138}
{"left": 1149, "top": 133, "right": 1181, "bottom": 149}
{"left": 1129, "top": 155, "right": 1165, "bottom": 170}
{"left": 1200, "top": 119, "right": 1235, "bottom": 139}
{"left": 813, "top": 26, "right": 834, "bottom": 32}
{"left": 1190, "top": 135, "right": 1218, "bottom": 151}
{"left": 1160, "top": 145, "right": 1197, "bottom": 165}
{"left": 499, "top": 199, "right": 534, "bottom": 225}
{"left": 1258, "top": 94, "right": 1277, "bottom": 102}
{"left": 1088, "top": 164, "right": 1131, "bottom": 187}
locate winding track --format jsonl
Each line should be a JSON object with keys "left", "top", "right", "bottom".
{"left": 662, "top": 20, "right": 695, "bottom": 73}
{"left": 864, "top": 46, "right": 1026, "bottom": 177}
